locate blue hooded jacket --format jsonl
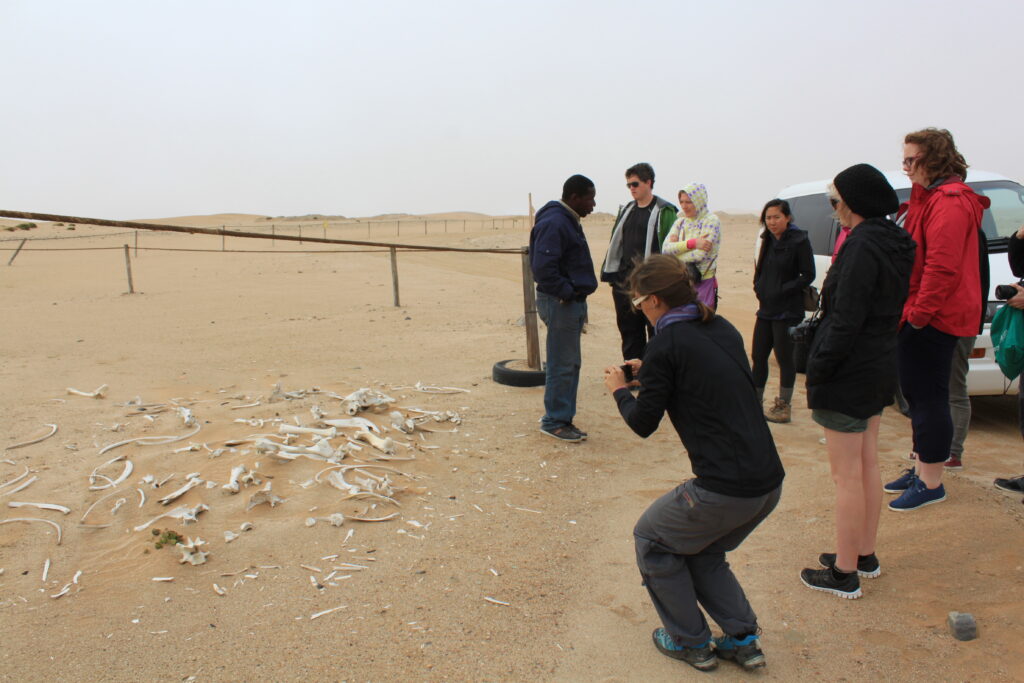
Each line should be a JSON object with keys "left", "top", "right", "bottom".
{"left": 529, "top": 200, "right": 598, "bottom": 301}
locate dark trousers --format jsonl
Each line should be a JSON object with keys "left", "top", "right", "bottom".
{"left": 751, "top": 317, "right": 799, "bottom": 391}
{"left": 897, "top": 324, "right": 958, "bottom": 464}
{"left": 634, "top": 480, "right": 782, "bottom": 646}
{"left": 611, "top": 284, "right": 653, "bottom": 361}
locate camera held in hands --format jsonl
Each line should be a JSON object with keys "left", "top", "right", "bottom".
{"left": 620, "top": 364, "right": 634, "bottom": 383}
{"left": 995, "top": 280, "right": 1024, "bottom": 300}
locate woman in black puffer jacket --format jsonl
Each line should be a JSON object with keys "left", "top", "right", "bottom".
{"left": 799, "top": 164, "right": 915, "bottom": 600}
{"left": 752, "top": 200, "right": 815, "bottom": 423}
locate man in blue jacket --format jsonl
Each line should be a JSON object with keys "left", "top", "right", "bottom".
{"left": 530, "top": 175, "right": 599, "bottom": 442}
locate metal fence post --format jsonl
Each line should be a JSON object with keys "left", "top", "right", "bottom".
{"left": 7, "top": 238, "right": 27, "bottom": 266}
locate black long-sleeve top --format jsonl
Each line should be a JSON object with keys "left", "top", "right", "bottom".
{"left": 613, "top": 315, "right": 785, "bottom": 498}
{"left": 754, "top": 225, "right": 815, "bottom": 320}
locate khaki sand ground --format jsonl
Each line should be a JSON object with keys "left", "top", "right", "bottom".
{"left": 1, "top": 212, "right": 1022, "bottom": 682}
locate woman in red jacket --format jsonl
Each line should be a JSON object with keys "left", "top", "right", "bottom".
{"left": 884, "top": 128, "right": 991, "bottom": 511}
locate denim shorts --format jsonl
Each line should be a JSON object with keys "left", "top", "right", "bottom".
{"left": 812, "top": 408, "right": 881, "bottom": 433}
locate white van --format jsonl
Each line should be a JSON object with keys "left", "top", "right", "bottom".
{"left": 767, "top": 170, "right": 1024, "bottom": 396}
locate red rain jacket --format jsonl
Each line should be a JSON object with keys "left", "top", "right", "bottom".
{"left": 900, "top": 177, "right": 990, "bottom": 336}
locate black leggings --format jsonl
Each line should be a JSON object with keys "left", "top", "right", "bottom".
{"left": 751, "top": 317, "right": 799, "bottom": 391}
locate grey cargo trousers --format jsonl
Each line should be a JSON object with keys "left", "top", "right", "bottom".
{"left": 634, "top": 479, "right": 782, "bottom": 647}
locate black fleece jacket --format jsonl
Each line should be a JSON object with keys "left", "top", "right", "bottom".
{"left": 754, "top": 226, "right": 815, "bottom": 320}
{"left": 613, "top": 315, "right": 784, "bottom": 498}
{"left": 806, "top": 218, "right": 916, "bottom": 418}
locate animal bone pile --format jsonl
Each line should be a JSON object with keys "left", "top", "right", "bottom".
{"left": 1, "top": 381, "right": 466, "bottom": 596}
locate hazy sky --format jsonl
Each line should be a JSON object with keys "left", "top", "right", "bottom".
{"left": 3, "top": 0, "right": 1022, "bottom": 219}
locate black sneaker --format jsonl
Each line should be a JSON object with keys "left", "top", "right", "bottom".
{"left": 713, "top": 633, "right": 765, "bottom": 669}
{"left": 799, "top": 566, "right": 862, "bottom": 599}
{"left": 568, "top": 424, "right": 588, "bottom": 440}
{"left": 539, "top": 425, "right": 582, "bottom": 443}
{"left": 818, "top": 552, "right": 881, "bottom": 578}
{"left": 994, "top": 475, "right": 1024, "bottom": 494}
{"left": 651, "top": 628, "right": 717, "bottom": 671}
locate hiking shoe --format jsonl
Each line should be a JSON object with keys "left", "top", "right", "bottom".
{"left": 799, "top": 566, "right": 861, "bottom": 599}
{"left": 883, "top": 467, "right": 917, "bottom": 493}
{"left": 994, "top": 475, "right": 1024, "bottom": 493}
{"left": 888, "top": 478, "right": 946, "bottom": 511}
{"left": 944, "top": 456, "right": 963, "bottom": 470}
{"left": 764, "top": 397, "right": 791, "bottom": 423}
{"left": 539, "top": 425, "right": 582, "bottom": 443}
{"left": 651, "top": 628, "right": 718, "bottom": 671}
{"left": 818, "top": 552, "right": 881, "bottom": 578}
{"left": 713, "top": 634, "right": 765, "bottom": 670}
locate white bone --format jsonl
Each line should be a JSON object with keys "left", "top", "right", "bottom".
{"left": 176, "top": 407, "right": 197, "bottom": 427}
{"left": 111, "top": 498, "right": 126, "bottom": 514}
{"left": 0, "top": 517, "right": 62, "bottom": 544}
{"left": 413, "top": 381, "right": 470, "bottom": 394}
{"left": 173, "top": 444, "right": 200, "bottom": 453}
{"left": 176, "top": 537, "right": 208, "bottom": 565}
{"left": 246, "top": 482, "right": 284, "bottom": 511}
{"left": 223, "top": 530, "right": 239, "bottom": 543}
{"left": 5, "top": 424, "right": 59, "bottom": 450}
{"left": 278, "top": 424, "right": 336, "bottom": 438}
{"left": 305, "top": 512, "right": 346, "bottom": 527}
{"left": 140, "top": 474, "right": 155, "bottom": 486}
{"left": 389, "top": 411, "right": 416, "bottom": 434}
{"left": 354, "top": 430, "right": 395, "bottom": 456}
{"left": 309, "top": 604, "right": 346, "bottom": 620}
{"left": 340, "top": 388, "right": 395, "bottom": 415}
{"left": 151, "top": 576, "right": 174, "bottom": 582}
{"left": 89, "top": 457, "right": 133, "bottom": 491}
{"left": 239, "top": 521, "right": 254, "bottom": 532}
{"left": 66, "top": 384, "right": 108, "bottom": 399}
{"left": 310, "top": 404, "right": 324, "bottom": 421}
{"left": 50, "top": 584, "right": 71, "bottom": 599}
{"left": 79, "top": 488, "right": 125, "bottom": 526}
{"left": 222, "top": 464, "right": 246, "bottom": 494}
{"left": 213, "top": 583, "right": 226, "bottom": 596}
{"left": 8, "top": 501, "right": 71, "bottom": 515}
{"left": 0, "top": 467, "right": 30, "bottom": 491}
{"left": 322, "top": 417, "right": 380, "bottom": 433}
{"left": 98, "top": 423, "right": 202, "bottom": 455}
{"left": 158, "top": 476, "right": 203, "bottom": 506}
{"left": 1, "top": 476, "right": 37, "bottom": 497}
{"left": 179, "top": 503, "right": 209, "bottom": 525}
{"left": 137, "top": 488, "right": 145, "bottom": 506}
{"left": 308, "top": 439, "right": 338, "bottom": 459}
{"left": 239, "top": 470, "right": 261, "bottom": 487}
{"left": 42, "top": 558, "right": 51, "bottom": 581}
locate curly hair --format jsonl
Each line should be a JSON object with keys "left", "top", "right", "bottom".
{"left": 904, "top": 128, "right": 968, "bottom": 184}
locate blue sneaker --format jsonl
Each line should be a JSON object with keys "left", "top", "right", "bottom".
{"left": 651, "top": 628, "right": 718, "bottom": 671}
{"left": 883, "top": 467, "right": 917, "bottom": 493}
{"left": 888, "top": 478, "right": 946, "bottom": 511}
{"left": 713, "top": 633, "right": 766, "bottom": 669}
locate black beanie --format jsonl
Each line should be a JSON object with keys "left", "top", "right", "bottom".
{"left": 833, "top": 163, "right": 899, "bottom": 219}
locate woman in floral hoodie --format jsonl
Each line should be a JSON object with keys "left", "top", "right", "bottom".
{"left": 662, "top": 183, "right": 721, "bottom": 309}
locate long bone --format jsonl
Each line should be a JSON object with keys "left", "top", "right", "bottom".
{"left": 158, "top": 475, "right": 203, "bottom": 505}
{"left": 278, "top": 424, "right": 336, "bottom": 439}
{"left": 321, "top": 417, "right": 380, "bottom": 433}
{"left": 66, "top": 384, "right": 108, "bottom": 399}
{"left": 0, "top": 517, "right": 62, "bottom": 544}
{"left": 1, "top": 476, "right": 37, "bottom": 497}
{"left": 89, "top": 456, "right": 133, "bottom": 491}
{"left": 8, "top": 501, "right": 71, "bottom": 515}
{"left": 389, "top": 411, "right": 416, "bottom": 434}
{"left": 222, "top": 464, "right": 247, "bottom": 494}
{"left": 0, "top": 467, "right": 30, "bottom": 491}
{"left": 133, "top": 503, "right": 208, "bottom": 532}
{"left": 98, "top": 423, "right": 202, "bottom": 455}
{"left": 5, "top": 424, "right": 59, "bottom": 450}
{"left": 353, "top": 430, "right": 395, "bottom": 456}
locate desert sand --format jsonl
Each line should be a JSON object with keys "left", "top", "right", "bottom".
{"left": 1, "top": 210, "right": 1022, "bottom": 682}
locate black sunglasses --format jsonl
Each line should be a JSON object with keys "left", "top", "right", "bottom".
{"left": 627, "top": 181, "right": 641, "bottom": 188}
{"left": 829, "top": 197, "right": 839, "bottom": 208}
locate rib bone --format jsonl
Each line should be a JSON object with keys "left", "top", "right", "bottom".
{"left": 8, "top": 501, "right": 71, "bottom": 515}
{"left": 5, "top": 424, "right": 59, "bottom": 450}
{"left": 0, "top": 517, "right": 62, "bottom": 544}
{"left": 158, "top": 475, "right": 203, "bottom": 505}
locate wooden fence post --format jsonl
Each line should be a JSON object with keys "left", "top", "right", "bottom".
{"left": 123, "top": 244, "right": 135, "bottom": 294}
{"left": 521, "top": 247, "right": 541, "bottom": 370}
{"left": 134, "top": 230, "right": 139, "bottom": 257}
{"left": 7, "top": 238, "right": 27, "bottom": 266}
{"left": 221, "top": 227, "right": 225, "bottom": 251}
{"left": 389, "top": 247, "right": 400, "bottom": 307}
{"left": 271, "top": 224, "right": 275, "bottom": 246}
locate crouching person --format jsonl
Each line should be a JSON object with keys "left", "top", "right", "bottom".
{"left": 603, "top": 254, "right": 785, "bottom": 672}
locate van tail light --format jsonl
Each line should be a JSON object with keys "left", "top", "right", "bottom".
{"left": 970, "top": 347, "right": 986, "bottom": 359}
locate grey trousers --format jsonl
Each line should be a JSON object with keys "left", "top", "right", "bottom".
{"left": 949, "top": 336, "right": 975, "bottom": 458}
{"left": 633, "top": 479, "right": 782, "bottom": 647}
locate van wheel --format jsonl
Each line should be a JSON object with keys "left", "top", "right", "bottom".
{"left": 492, "top": 359, "right": 546, "bottom": 387}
